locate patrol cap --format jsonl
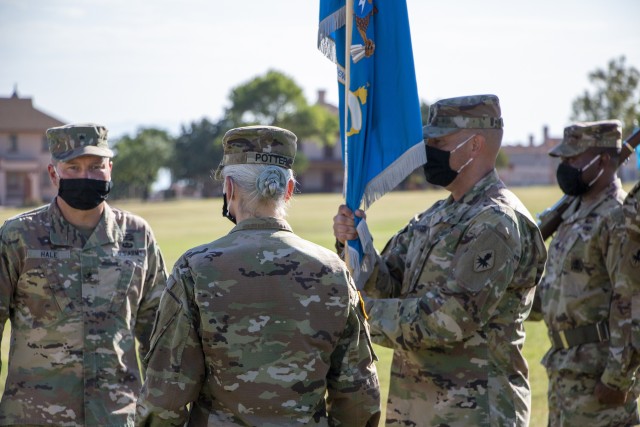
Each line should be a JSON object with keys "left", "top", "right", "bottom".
{"left": 423, "top": 94, "right": 503, "bottom": 139}
{"left": 215, "top": 125, "right": 297, "bottom": 179}
{"left": 549, "top": 120, "right": 622, "bottom": 158}
{"left": 47, "top": 123, "right": 113, "bottom": 162}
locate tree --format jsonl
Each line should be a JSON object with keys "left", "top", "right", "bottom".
{"left": 571, "top": 56, "right": 640, "bottom": 137}
{"left": 226, "top": 69, "right": 306, "bottom": 127}
{"left": 169, "top": 118, "right": 227, "bottom": 197}
{"left": 496, "top": 149, "right": 509, "bottom": 169}
{"left": 420, "top": 100, "right": 430, "bottom": 125}
{"left": 111, "top": 128, "right": 172, "bottom": 200}
{"left": 280, "top": 103, "right": 339, "bottom": 146}
{"left": 224, "top": 69, "right": 340, "bottom": 168}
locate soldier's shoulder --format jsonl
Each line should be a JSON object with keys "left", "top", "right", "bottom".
{"left": 109, "top": 205, "right": 154, "bottom": 231}
{"left": 599, "top": 191, "right": 626, "bottom": 218}
{"left": 475, "top": 196, "right": 521, "bottom": 228}
{"left": 181, "top": 240, "right": 219, "bottom": 262}
{"left": 1, "top": 204, "right": 50, "bottom": 235}
{"left": 493, "top": 185, "right": 536, "bottom": 218}
{"left": 287, "top": 233, "right": 348, "bottom": 269}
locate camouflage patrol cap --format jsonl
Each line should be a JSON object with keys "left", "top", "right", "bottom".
{"left": 549, "top": 120, "right": 622, "bottom": 158}
{"left": 423, "top": 94, "right": 503, "bottom": 139}
{"left": 215, "top": 125, "right": 297, "bottom": 179}
{"left": 47, "top": 123, "right": 113, "bottom": 162}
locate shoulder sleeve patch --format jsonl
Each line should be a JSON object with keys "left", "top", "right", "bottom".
{"left": 473, "top": 249, "right": 495, "bottom": 272}
{"left": 452, "top": 226, "right": 515, "bottom": 294}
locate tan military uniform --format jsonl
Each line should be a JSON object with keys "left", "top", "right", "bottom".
{"left": 363, "top": 171, "right": 546, "bottom": 426}
{"left": 136, "top": 217, "right": 380, "bottom": 427}
{"left": 531, "top": 179, "right": 639, "bottom": 425}
{"left": 0, "top": 201, "right": 167, "bottom": 426}
{"left": 607, "top": 179, "right": 640, "bottom": 413}
{"left": 619, "top": 181, "right": 640, "bottom": 356}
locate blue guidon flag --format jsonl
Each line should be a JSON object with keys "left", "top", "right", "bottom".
{"left": 318, "top": 0, "right": 425, "bottom": 286}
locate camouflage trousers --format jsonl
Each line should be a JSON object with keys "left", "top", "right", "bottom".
{"left": 547, "top": 369, "right": 640, "bottom": 426}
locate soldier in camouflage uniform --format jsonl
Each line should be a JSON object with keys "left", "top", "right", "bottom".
{"left": 136, "top": 125, "right": 381, "bottom": 426}
{"left": 0, "top": 123, "right": 167, "bottom": 426}
{"left": 334, "top": 95, "right": 547, "bottom": 426}
{"left": 528, "top": 120, "right": 639, "bottom": 426}
{"left": 619, "top": 180, "right": 640, "bottom": 360}
{"left": 606, "top": 178, "right": 640, "bottom": 417}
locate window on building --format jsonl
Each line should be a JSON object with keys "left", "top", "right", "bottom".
{"left": 9, "top": 135, "right": 18, "bottom": 152}
{"left": 7, "top": 172, "right": 23, "bottom": 197}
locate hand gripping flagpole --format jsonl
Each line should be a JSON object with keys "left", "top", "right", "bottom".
{"left": 318, "top": 0, "right": 426, "bottom": 288}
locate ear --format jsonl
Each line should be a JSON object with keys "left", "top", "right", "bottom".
{"left": 471, "top": 134, "right": 485, "bottom": 153}
{"left": 284, "top": 179, "right": 294, "bottom": 201}
{"left": 223, "top": 176, "right": 234, "bottom": 198}
{"left": 47, "top": 164, "right": 59, "bottom": 187}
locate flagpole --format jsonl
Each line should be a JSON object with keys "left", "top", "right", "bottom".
{"left": 344, "top": 0, "right": 353, "bottom": 201}
{"left": 343, "top": 0, "right": 354, "bottom": 271}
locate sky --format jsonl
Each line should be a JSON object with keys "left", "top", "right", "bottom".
{"left": 1, "top": 0, "right": 639, "bottom": 146}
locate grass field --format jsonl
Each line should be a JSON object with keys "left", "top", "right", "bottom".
{"left": 0, "top": 183, "right": 633, "bottom": 425}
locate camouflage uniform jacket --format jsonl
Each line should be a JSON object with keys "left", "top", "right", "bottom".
{"left": 136, "top": 217, "right": 381, "bottom": 427}
{"left": 607, "top": 180, "right": 640, "bottom": 391}
{"left": 0, "top": 201, "right": 167, "bottom": 426}
{"left": 530, "top": 179, "right": 633, "bottom": 389}
{"left": 363, "top": 170, "right": 547, "bottom": 426}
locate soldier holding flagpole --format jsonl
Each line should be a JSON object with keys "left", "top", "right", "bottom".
{"left": 333, "top": 95, "right": 547, "bottom": 426}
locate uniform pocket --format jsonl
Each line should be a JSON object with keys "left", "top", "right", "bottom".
{"left": 94, "top": 254, "right": 143, "bottom": 324}
{"left": 15, "top": 258, "right": 75, "bottom": 327}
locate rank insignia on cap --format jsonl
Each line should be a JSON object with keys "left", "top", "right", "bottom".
{"left": 474, "top": 250, "right": 494, "bottom": 272}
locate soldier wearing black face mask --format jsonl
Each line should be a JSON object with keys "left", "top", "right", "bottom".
{"left": 333, "top": 94, "right": 547, "bottom": 426}
{"left": 528, "top": 120, "right": 639, "bottom": 426}
{"left": 0, "top": 123, "right": 168, "bottom": 426}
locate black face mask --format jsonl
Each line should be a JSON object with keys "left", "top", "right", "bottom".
{"left": 423, "top": 134, "right": 475, "bottom": 187}
{"left": 221, "top": 192, "right": 236, "bottom": 224}
{"left": 58, "top": 178, "right": 112, "bottom": 210}
{"left": 556, "top": 154, "right": 601, "bottom": 196}
{"left": 423, "top": 145, "right": 459, "bottom": 187}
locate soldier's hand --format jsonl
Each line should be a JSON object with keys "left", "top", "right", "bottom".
{"left": 594, "top": 381, "right": 628, "bottom": 405}
{"left": 333, "top": 205, "right": 366, "bottom": 244}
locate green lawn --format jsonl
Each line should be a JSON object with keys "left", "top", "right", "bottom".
{"left": 1, "top": 184, "right": 633, "bottom": 425}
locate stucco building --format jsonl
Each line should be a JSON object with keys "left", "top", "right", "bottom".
{"left": 499, "top": 126, "right": 639, "bottom": 187}
{"left": 0, "top": 89, "right": 65, "bottom": 206}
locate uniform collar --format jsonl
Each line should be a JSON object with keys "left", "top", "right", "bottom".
{"left": 434, "top": 170, "right": 502, "bottom": 225}
{"left": 230, "top": 217, "right": 293, "bottom": 233}
{"left": 563, "top": 178, "right": 623, "bottom": 222}
{"left": 48, "top": 201, "right": 124, "bottom": 248}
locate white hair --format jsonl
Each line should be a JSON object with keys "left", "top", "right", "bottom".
{"left": 222, "top": 164, "right": 296, "bottom": 219}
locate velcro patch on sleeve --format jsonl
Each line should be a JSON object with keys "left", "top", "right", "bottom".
{"left": 452, "top": 227, "right": 514, "bottom": 294}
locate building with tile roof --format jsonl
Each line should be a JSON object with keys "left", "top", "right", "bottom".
{"left": 0, "top": 87, "right": 65, "bottom": 206}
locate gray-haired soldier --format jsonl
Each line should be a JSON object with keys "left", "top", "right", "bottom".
{"left": 334, "top": 94, "right": 547, "bottom": 426}
{"left": 529, "top": 120, "right": 639, "bottom": 426}
{"left": 136, "top": 125, "right": 381, "bottom": 426}
{"left": 0, "top": 123, "right": 167, "bottom": 426}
